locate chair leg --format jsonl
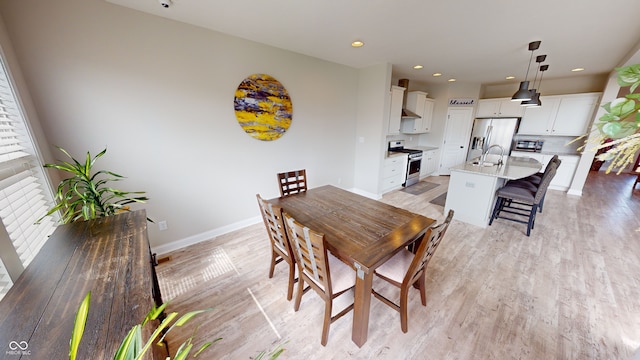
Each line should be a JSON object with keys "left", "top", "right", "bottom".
{"left": 321, "top": 299, "right": 332, "bottom": 346}
{"left": 538, "top": 193, "right": 545, "bottom": 213}
{"left": 294, "top": 275, "right": 305, "bottom": 311}
{"left": 268, "top": 251, "right": 277, "bottom": 278}
{"left": 286, "top": 262, "right": 295, "bottom": 301}
{"left": 489, "top": 196, "right": 503, "bottom": 225}
{"left": 526, "top": 204, "right": 538, "bottom": 236}
{"left": 418, "top": 273, "right": 427, "bottom": 306}
{"left": 400, "top": 286, "right": 410, "bottom": 333}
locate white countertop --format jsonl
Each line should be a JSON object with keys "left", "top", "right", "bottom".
{"left": 450, "top": 156, "right": 542, "bottom": 180}
{"left": 414, "top": 146, "right": 439, "bottom": 152}
{"left": 385, "top": 151, "right": 408, "bottom": 159}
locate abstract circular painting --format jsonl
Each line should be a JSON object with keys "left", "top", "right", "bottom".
{"left": 234, "top": 74, "right": 293, "bottom": 141}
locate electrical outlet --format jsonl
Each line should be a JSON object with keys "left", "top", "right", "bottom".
{"left": 158, "top": 220, "right": 168, "bottom": 231}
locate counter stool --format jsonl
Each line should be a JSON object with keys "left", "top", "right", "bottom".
{"left": 504, "top": 155, "right": 561, "bottom": 213}
{"left": 489, "top": 163, "right": 557, "bottom": 236}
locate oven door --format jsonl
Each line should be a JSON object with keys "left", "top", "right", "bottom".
{"left": 404, "top": 157, "right": 422, "bottom": 187}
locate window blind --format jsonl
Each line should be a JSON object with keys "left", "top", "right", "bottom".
{"left": 0, "top": 53, "right": 56, "bottom": 298}
{"left": 0, "top": 257, "right": 11, "bottom": 302}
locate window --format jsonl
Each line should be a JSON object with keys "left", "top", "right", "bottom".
{"left": 0, "top": 52, "right": 57, "bottom": 301}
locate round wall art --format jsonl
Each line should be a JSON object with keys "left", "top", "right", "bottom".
{"left": 234, "top": 74, "right": 293, "bottom": 141}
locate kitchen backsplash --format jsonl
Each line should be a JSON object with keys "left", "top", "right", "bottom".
{"left": 513, "top": 134, "right": 582, "bottom": 154}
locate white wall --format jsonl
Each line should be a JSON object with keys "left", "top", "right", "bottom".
{"left": 0, "top": 0, "right": 360, "bottom": 251}
{"left": 354, "top": 63, "right": 390, "bottom": 196}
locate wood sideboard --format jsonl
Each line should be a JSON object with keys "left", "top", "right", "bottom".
{"left": 0, "top": 210, "right": 165, "bottom": 359}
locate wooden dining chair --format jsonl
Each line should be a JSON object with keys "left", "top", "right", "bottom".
{"left": 256, "top": 194, "right": 296, "bottom": 301}
{"left": 283, "top": 212, "right": 355, "bottom": 346}
{"left": 372, "top": 210, "right": 454, "bottom": 333}
{"left": 277, "top": 169, "right": 307, "bottom": 197}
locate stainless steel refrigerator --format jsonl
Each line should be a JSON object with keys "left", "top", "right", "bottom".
{"left": 466, "top": 118, "right": 520, "bottom": 161}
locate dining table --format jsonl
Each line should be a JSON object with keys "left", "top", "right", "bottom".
{"left": 268, "top": 185, "right": 435, "bottom": 347}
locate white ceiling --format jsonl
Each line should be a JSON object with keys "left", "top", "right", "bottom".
{"left": 106, "top": 0, "right": 640, "bottom": 86}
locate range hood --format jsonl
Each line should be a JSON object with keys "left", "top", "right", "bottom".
{"left": 398, "top": 78, "right": 421, "bottom": 119}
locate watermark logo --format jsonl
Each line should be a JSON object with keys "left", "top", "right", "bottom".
{"left": 6, "top": 340, "right": 30, "bottom": 356}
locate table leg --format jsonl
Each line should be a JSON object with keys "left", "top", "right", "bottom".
{"left": 352, "top": 263, "right": 372, "bottom": 347}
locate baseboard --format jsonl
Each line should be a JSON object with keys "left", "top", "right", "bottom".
{"left": 151, "top": 216, "right": 263, "bottom": 256}
{"left": 567, "top": 188, "right": 583, "bottom": 196}
{"left": 348, "top": 187, "right": 381, "bottom": 200}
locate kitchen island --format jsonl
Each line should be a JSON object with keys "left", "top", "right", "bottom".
{"left": 444, "top": 156, "right": 542, "bottom": 228}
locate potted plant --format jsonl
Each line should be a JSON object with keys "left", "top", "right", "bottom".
{"left": 587, "top": 63, "right": 640, "bottom": 173}
{"left": 69, "top": 292, "right": 284, "bottom": 360}
{"left": 40, "top": 147, "right": 149, "bottom": 224}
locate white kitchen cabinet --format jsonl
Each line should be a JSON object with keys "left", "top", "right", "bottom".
{"left": 381, "top": 153, "right": 408, "bottom": 193}
{"left": 509, "top": 151, "right": 580, "bottom": 191}
{"left": 518, "top": 93, "right": 600, "bottom": 136}
{"left": 476, "top": 98, "right": 524, "bottom": 118}
{"left": 400, "top": 91, "right": 434, "bottom": 133}
{"left": 553, "top": 155, "right": 580, "bottom": 190}
{"left": 420, "top": 149, "right": 439, "bottom": 178}
{"left": 388, "top": 86, "right": 404, "bottom": 135}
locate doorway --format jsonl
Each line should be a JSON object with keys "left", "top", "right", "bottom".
{"left": 440, "top": 107, "right": 474, "bottom": 175}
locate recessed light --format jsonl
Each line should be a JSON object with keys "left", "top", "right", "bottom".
{"left": 413, "top": 65, "right": 423, "bottom": 69}
{"left": 448, "top": 78, "right": 456, "bottom": 82}
{"left": 432, "top": 73, "right": 442, "bottom": 77}
{"left": 571, "top": 67, "right": 584, "bottom": 72}
{"left": 351, "top": 40, "right": 364, "bottom": 48}
{"left": 505, "top": 76, "right": 515, "bottom": 80}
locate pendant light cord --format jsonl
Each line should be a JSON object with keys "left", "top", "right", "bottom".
{"left": 523, "top": 50, "right": 534, "bottom": 81}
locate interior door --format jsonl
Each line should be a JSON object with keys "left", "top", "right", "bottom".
{"left": 440, "top": 108, "right": 474, "bottom": 175}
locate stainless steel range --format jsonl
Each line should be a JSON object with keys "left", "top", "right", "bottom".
{"left": 388, "top": 140, "right": 422, "bottom": 187}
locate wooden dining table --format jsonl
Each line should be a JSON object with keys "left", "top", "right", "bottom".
{"left": 268, "top": 185, "right": 435, "bottom": 347}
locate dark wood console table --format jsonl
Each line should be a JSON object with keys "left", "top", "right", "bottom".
{"left": 0, "top": 210, "right": 164, "bottom": 359}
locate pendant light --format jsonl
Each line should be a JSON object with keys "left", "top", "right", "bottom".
{"left": 521, "top": 55, "right": 546, "bottom": 107}
{"left": 533, "top": 64, "right": 548, "bottom": 107}
{"left": 511, "top": 41, "right": 541, "bottom": 102}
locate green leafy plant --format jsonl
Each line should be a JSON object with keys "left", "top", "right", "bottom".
{"left": 585, "top": 63, "right": 640, "bottom": 173}
{"left": 41, "top": 147, "right": 149, "bottom": 223}
{"left": 70, "top": 292, "right": 216, "bottom": 360}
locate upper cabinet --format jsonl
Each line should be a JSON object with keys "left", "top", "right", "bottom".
{"left": 476, "top": 98, "right": 524, "bottom": 118}
{"left": 388, "top": 85, "right": 404, "bottom": 135}
{"left": 518, "top": 93, "right": 601, "bottom": 136}
{"left": 400, "top": 91, "right": 435, "bottom": 134}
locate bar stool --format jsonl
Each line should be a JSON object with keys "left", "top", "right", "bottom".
{"left": 489, "top": 162, "right": 557, "bottom": 236}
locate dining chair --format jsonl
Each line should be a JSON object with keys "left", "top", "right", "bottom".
{"left": 283, "top": 212, "right": 355, "bottom": 346}
{"left": 488, "top": 161, "right": 558, "bottom": 236}
{"left": 277, "top": 169, "right": 307, "bottom": 197}
{"left": 256, "top": 194, "right": 296, "bottom": 301}
{"left": 371, "top": 210, "right": 453, "bottom": 333}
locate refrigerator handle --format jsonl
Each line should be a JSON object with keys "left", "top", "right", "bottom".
{"left": 484, "top": 125, "right": 493, "bottom": 154}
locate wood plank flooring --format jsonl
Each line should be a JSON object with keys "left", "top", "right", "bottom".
{"left": 157, "top": 171, "right": 640, "bottom": 359}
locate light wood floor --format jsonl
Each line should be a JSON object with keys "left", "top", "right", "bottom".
{"left": 157, "top": 171, "right": 640, "bottom": 359}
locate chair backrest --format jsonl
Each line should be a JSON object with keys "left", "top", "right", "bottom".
{"left": 278, "top": 169, "right": 307, "bottom": 197}
{"left": 283, "top": 212, "right": 332, "bottom": 292}
{"left": 540, "top": 154, "right": 560, "bottom": 178}
{"left": 404, "top": 210, "right": 454, "bottom": 286}
{"left": 533, "top": 163, "right": 558, "bottom": 204}
{"left": 256, "top": 194, "right": 290, "bottom": 255}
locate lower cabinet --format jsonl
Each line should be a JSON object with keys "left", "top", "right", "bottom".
{"left": 553, "top": 155, "right": 580, "bottom": 190}
{"left": 510, "top": 151, "right": 580, "bottom": 191}
{"left": 382, "top": 154, "right": 407, "bottom": 193}
{"left": 420, "top": 149, "right": 439, "bottom": 178}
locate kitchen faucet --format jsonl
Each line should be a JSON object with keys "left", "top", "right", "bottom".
{"left": 482, "top": 144, "right": 505, "bottom": 166}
